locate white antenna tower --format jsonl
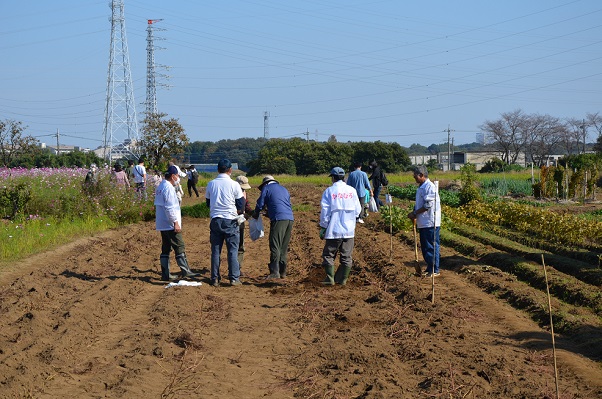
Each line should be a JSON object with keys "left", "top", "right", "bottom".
{"left": 103, "top": 0, "right": 139, "bottom": 163}
{"left": 145, "top": 19, "right": 169, "bottom": 116}
{"left": 263, "top": 111, "right": 270, "bottom": 139}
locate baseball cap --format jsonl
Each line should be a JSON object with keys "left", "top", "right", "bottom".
{"left": 217, "top": 159, "right": 232, "bottom": 170}
{"left": 166, "top": 165, "right": 179, "bottom": 176}
{"left": 236, "top": 175, "right": 251, "bottom": 190}
{"left": 329, "top": 167, "right": 345, "bottom": 177}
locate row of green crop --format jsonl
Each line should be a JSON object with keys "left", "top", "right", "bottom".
{"left": 439, "top": 229, "right": 602, "bottom": 318}
{"left": 447, "top": 222, "right": 602, "bottom": 285}
{"left": 444, "top": 201, "right": 602, "bottom": 250}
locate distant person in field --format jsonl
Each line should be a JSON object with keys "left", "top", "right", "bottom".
{"left": 125, "top": 159, "right": 135, "bottom": 184}
{"left": 319, "top": 167, "right": 361, "bottom": 286}
{"left": 111, "top": 163, "right": 130, "bottom": 188}
{"left": 252, "top": 175, "right": 294, "bottom": 279}
{"left": 368, "top": 160, "right": 387, "bottom": 209}
{"left": 186, "top": 165, "right": 200, "bottom": 197}
{"left": 83, "top": 163, "right": 99, "bottom": 194}
{"left": 205, "top": 159, "right": 244, "bottom": 287}
{"left": 346, "top": 161, "right": 373, "bottom": 224}
{"left": 133, "top": 158, "right": 147, "bottom": 200}
{"left": 235, "top": 175, "right": 253, "bottom": 275}
{"left": 407, "top": 165, "right": 441, "bottom": 277}
{"left": 155, "top": 165, "right": 200, "bottom": 281}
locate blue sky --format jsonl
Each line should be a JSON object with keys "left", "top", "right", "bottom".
{"left": 1, "top": 0, "right": 601, "bottom": 150}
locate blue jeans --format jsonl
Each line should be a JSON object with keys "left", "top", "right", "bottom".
{"left": 419, "top": 226, "right": 440, "bottom": 273}
{"left": 373, "top": 185, "right": 384, "bottom": 208}
{"left": 210, "top": 218, "right": 240, "bottom": 282}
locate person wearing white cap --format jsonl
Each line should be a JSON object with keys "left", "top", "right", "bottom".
{"left": 319, "top": 167, "right": 362, "bottom": 286}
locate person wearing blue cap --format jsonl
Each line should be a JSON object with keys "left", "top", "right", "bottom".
{"left": 205, "top": 159, "right": 245, "bottom": 287}
{"left": 319, "top": 167, "right": 362, "bottom": 285}
{"left": 155, "top": 165, "right": 200, "bottom": 281}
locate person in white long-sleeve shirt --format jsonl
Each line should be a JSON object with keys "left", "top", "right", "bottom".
{"left": 319, "top": 167, "right": 362, "bottom": 286}
{"left": 155, "top": 165, "right": 199, "bottom": 281}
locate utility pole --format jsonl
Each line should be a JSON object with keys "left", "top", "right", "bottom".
{"left": 444, "top": 124, "right": 455, "bottom": 171}
{"left": 56, "top": 128, "right": 60, "bottom": 155}
{"left": 580, "top": 119, "right": 587, "bottom": 153}
{"left": 304, "top": 129, "right": 310, "bottom": 142}
{"left": 263, "top": 111, "right": 270, "bottom": 139}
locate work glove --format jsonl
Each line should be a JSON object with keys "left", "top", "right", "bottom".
{"left": 319, "top": 228, "right": 326, "bottom": 240}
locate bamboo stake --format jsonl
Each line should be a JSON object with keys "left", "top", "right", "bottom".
{"left": 387, "top": 187, "right": 393, "bottom": 261}
{"left": 541, "top": 254, "right": 560, "bottom": 399}
{"left": 431, "top": 180, "right": 438, "bottom": 304}
{"left": 413, "top": 219, "right": 421, "bottom": 276}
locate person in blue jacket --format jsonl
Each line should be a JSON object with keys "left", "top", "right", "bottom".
{"left": 252, "top": 175, "right": 294, "bottom": 279}
{"left": 346, "top": 161, "right": 373, "bottom": 223}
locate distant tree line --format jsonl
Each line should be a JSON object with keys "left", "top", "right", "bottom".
{"left": 480, "top": 109, "right": 601, "bottom": 167}
{"left": 183, "top": 137, "right": 411, "bottom": 175}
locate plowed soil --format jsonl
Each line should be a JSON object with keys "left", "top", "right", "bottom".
{"left": 1, "top": 183, "right": 601, "bottom": 399}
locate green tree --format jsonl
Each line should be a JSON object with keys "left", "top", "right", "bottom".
{"left": 407, "top": 143, "right": 428, "bottom": 154}
{"left": 140, "top": 112, "right": 190, "bottom": 169}
{"left": 0, "top": 119, "right": 40, "bottom": 166}
{"left": 459, "top": 163, "right": 482, "bottom": 205}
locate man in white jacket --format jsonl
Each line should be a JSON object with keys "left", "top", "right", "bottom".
{"left": 155, "top": 165, "right": 200, "bottom": 281}
{"left": 319, "top": 167, "right": 362, "bottom": 286}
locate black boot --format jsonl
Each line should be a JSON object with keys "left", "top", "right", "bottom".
{"left": 160, "top": 255, "right": 177, "bottom": 281}
{"left": 279, "top": 261, "right": 287, "bottom": 279}
{"left": 175, "top": 253, "right": 200, "bottom": 278}
{"left": 266, "top": 262, "right": 280, "bottom": 279}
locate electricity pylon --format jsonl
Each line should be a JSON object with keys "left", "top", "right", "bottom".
{"left": 103, "top": 0, "right": 140, "bottom": 163}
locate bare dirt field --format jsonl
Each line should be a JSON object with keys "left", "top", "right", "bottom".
{"left": 1, "top": 183, "right": 601, "bottom": 398}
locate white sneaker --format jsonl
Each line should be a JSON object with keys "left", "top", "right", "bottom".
{"left": 358, "top": 218, "right": 364, "bottom": 224}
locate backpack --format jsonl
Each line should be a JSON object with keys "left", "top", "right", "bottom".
{"left": 191, "top": 170, "right": 199, "bottom": 184}
{"left": 380, "top": 170, "right": 389, "bottom": 186}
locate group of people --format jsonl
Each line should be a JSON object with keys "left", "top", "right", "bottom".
{"left": 154, "top": 159, "right": 441, "bottom": 286}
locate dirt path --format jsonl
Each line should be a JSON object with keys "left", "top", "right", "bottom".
{"left": 1, "top": 183, "right": 601, "bottom": 398}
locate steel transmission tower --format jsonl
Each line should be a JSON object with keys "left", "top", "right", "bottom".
{"left": 145, "top": 19, "right": 167, "bottom": 116}
{"left": 263, "top": 111, "right": 270, "bottom": 139}
{"left": 103, "top": 0, "right": 139, "bottom": 163}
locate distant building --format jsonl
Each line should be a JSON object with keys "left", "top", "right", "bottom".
{"left": 41, "top": 143, "right": 90, "bottom": 155}
{"left": 408, "top": 154, "right": 438, "bottom": 165}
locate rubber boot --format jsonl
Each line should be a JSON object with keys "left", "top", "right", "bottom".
{"left": 238, "top": 251, "right": 244, "bottom": 277}
{"left": 321, "top": 264, "right": 335, "bottom": 285}
{"left": 266, "top": 262, "right": 280, "bottom": 279}
{"left": 160, "top": 255, "right": 177, "bottom": 281}
{"left": 175, "top": 253, "right": 200, "bottom": 278}
{"left": 336, "top": 266, "right": 352, "bottom": 286}
{"left": 279, "top": 261, "right": 287, "bottom": 279}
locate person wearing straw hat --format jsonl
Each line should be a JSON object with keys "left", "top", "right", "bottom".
{"left": 319, "top": 167, "right": 362, "bottom": 286}
{"left": 235, "top": 175, "right": 253, "bottom": 275}
{"left": 252, "top": 175, "right": 294, "bottom": 279}
{"left": 407, "top": 165, "right": 441, "bottom": 277}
